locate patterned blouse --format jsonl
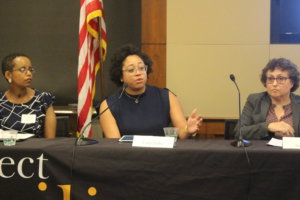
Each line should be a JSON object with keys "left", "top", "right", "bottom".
{"left": 0, "top": 90, "right": 54, "bottom": 137}
{"left": 266, "top": 104, "right": 293, "bottom": 128}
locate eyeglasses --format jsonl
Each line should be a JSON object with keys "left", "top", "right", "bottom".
{"left": 266, "top": 76, "right": 289, "bottom": 84}
{"left": 123, "top": 65, "right": 147, "bottom": 74}
{"left": 11, "top": 67, "right": 35, "bottom": 74}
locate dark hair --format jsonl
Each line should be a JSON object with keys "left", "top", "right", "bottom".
{"left": 261, "top": 58, "right": 300, "bottom": 92}
{"left": 109, "top": 44, "right": 153, "bottom": 87}
{"left": 1, "top": 53, "right": 29, "bottom": 76}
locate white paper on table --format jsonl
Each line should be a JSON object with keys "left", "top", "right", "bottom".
{"left": 132, "top": 135, "right": 175, "bottom": 148}
{"left": 282, "top": 137, "right": 300, "bottom": 149}
{"left": 16, "top": 133, "right": 35, "bottom": 140}
{"left": 267, "top": 137, "right": 282, "bottom": 147}
{"left": 0, "top": 130, "right": 35, "bottom": 140}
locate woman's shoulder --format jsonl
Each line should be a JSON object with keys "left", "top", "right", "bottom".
{"left": 0, "top": 92, "right": 7, "bottom": 103}
{"left": 106, "top": 89, "right": 121, "bottom": 102}
{"left": 247, "top": 92, "right": 267, "bottom": 99}
{"left": 146, "top": 85, "right": 169, "bottom": 95}
{"left": 291, "top": 93, "right": 300, "bottom": 102}
{"left": 246, "top": 92, "right": 269, "bottom": 104}
{"left": 33, "top": 89, "right": 55, "bottom": 105}
{"left": 0, "top": 91, "right": 5, "bottom": 99}
{"left": 146, "top": 85, "right": 170, "bottom": 108}
{"left": 33, "top": 89, "right": 52, "bottom": 97}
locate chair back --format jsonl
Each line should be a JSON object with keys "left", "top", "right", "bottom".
{"left": 224, "top": 119, "right": 238, "bottom": 139}
{"left": 56, "top": 116, "right": 70, "bottom": 137}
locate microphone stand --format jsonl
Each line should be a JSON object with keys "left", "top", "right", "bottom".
{"left": 75, "top": 119, "right": 99, "bottom": 146}
{"left": 229, "top": 74, "right": 251, "bottom": 147}
{"left": 76, "top": 83, "right": 128, "bottom": 146}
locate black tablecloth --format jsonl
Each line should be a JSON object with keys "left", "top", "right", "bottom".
{"left": 0, "top": 138, "right": 299, "bottom": 200}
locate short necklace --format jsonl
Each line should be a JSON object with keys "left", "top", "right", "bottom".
{"left": 125, "top": 92, "right": 141, "bottom": 104}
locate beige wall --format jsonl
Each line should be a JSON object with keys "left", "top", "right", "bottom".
{"left": 167, "top": 0, "right": 300, "bottom": 118}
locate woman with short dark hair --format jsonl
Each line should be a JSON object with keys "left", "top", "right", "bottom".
{"left": 236, "top": 58, "right": 300, "bottom": 140}
{"left": 0, "top": 53, "right": 56, "bottom": 138}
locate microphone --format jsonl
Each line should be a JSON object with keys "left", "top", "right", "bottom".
{"left": 229, "top": 74, "right": 251, "bottom": 147}
{"left": 76, "top": 83, "right": 128, "bottom": 146}
{"left": 230, "top": 74, "right": 235, "bottom": 82}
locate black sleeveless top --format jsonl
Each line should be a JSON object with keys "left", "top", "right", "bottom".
{"left": 106, "top": 85, "right": 171, "bottom": 136}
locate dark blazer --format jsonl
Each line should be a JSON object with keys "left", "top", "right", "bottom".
{"left": 234, "top": 92, "right": 300, "bottom": 140}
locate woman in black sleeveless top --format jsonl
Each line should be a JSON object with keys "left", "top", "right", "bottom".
{"left": 99, "top": 44, "right": 202, "bottom": 138}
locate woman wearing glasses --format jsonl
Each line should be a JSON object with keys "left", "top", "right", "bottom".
{"left": 236, "top": 58, "right": 300, "bottom": 140}
{"left": 0, "top": 53, "right": 56, "bottom": 138}
{"left": 99, "top": 44, "right": 202, "bottom": 138}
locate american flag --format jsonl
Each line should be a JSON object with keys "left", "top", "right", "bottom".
{"left": 77, "top": 0, "right": 107, "bottom": 137}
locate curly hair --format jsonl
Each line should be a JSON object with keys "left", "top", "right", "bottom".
{"left": 109, "top": 44, "right": 153, "bottom": 87}
{"left": 1, "top": 53, "right": 29, "bottom": 76}
{"left": 261, "top": 58, "right": 300, "bottom": 92}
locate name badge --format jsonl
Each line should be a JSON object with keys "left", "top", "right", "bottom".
{"left": 21, "top": 114, "right": 36, "bottom": 124}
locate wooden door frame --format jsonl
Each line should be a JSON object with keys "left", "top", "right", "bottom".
{"left": 141, "top": 0, "right": 166, "bottom": 88}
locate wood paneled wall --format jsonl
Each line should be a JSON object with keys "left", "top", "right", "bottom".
{"left": 141, "top": 0, "right": 166, "bottom": 88}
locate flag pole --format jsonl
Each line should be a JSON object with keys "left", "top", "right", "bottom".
{"left": 98, "top": 17, "right": 105, "bottom": 101}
